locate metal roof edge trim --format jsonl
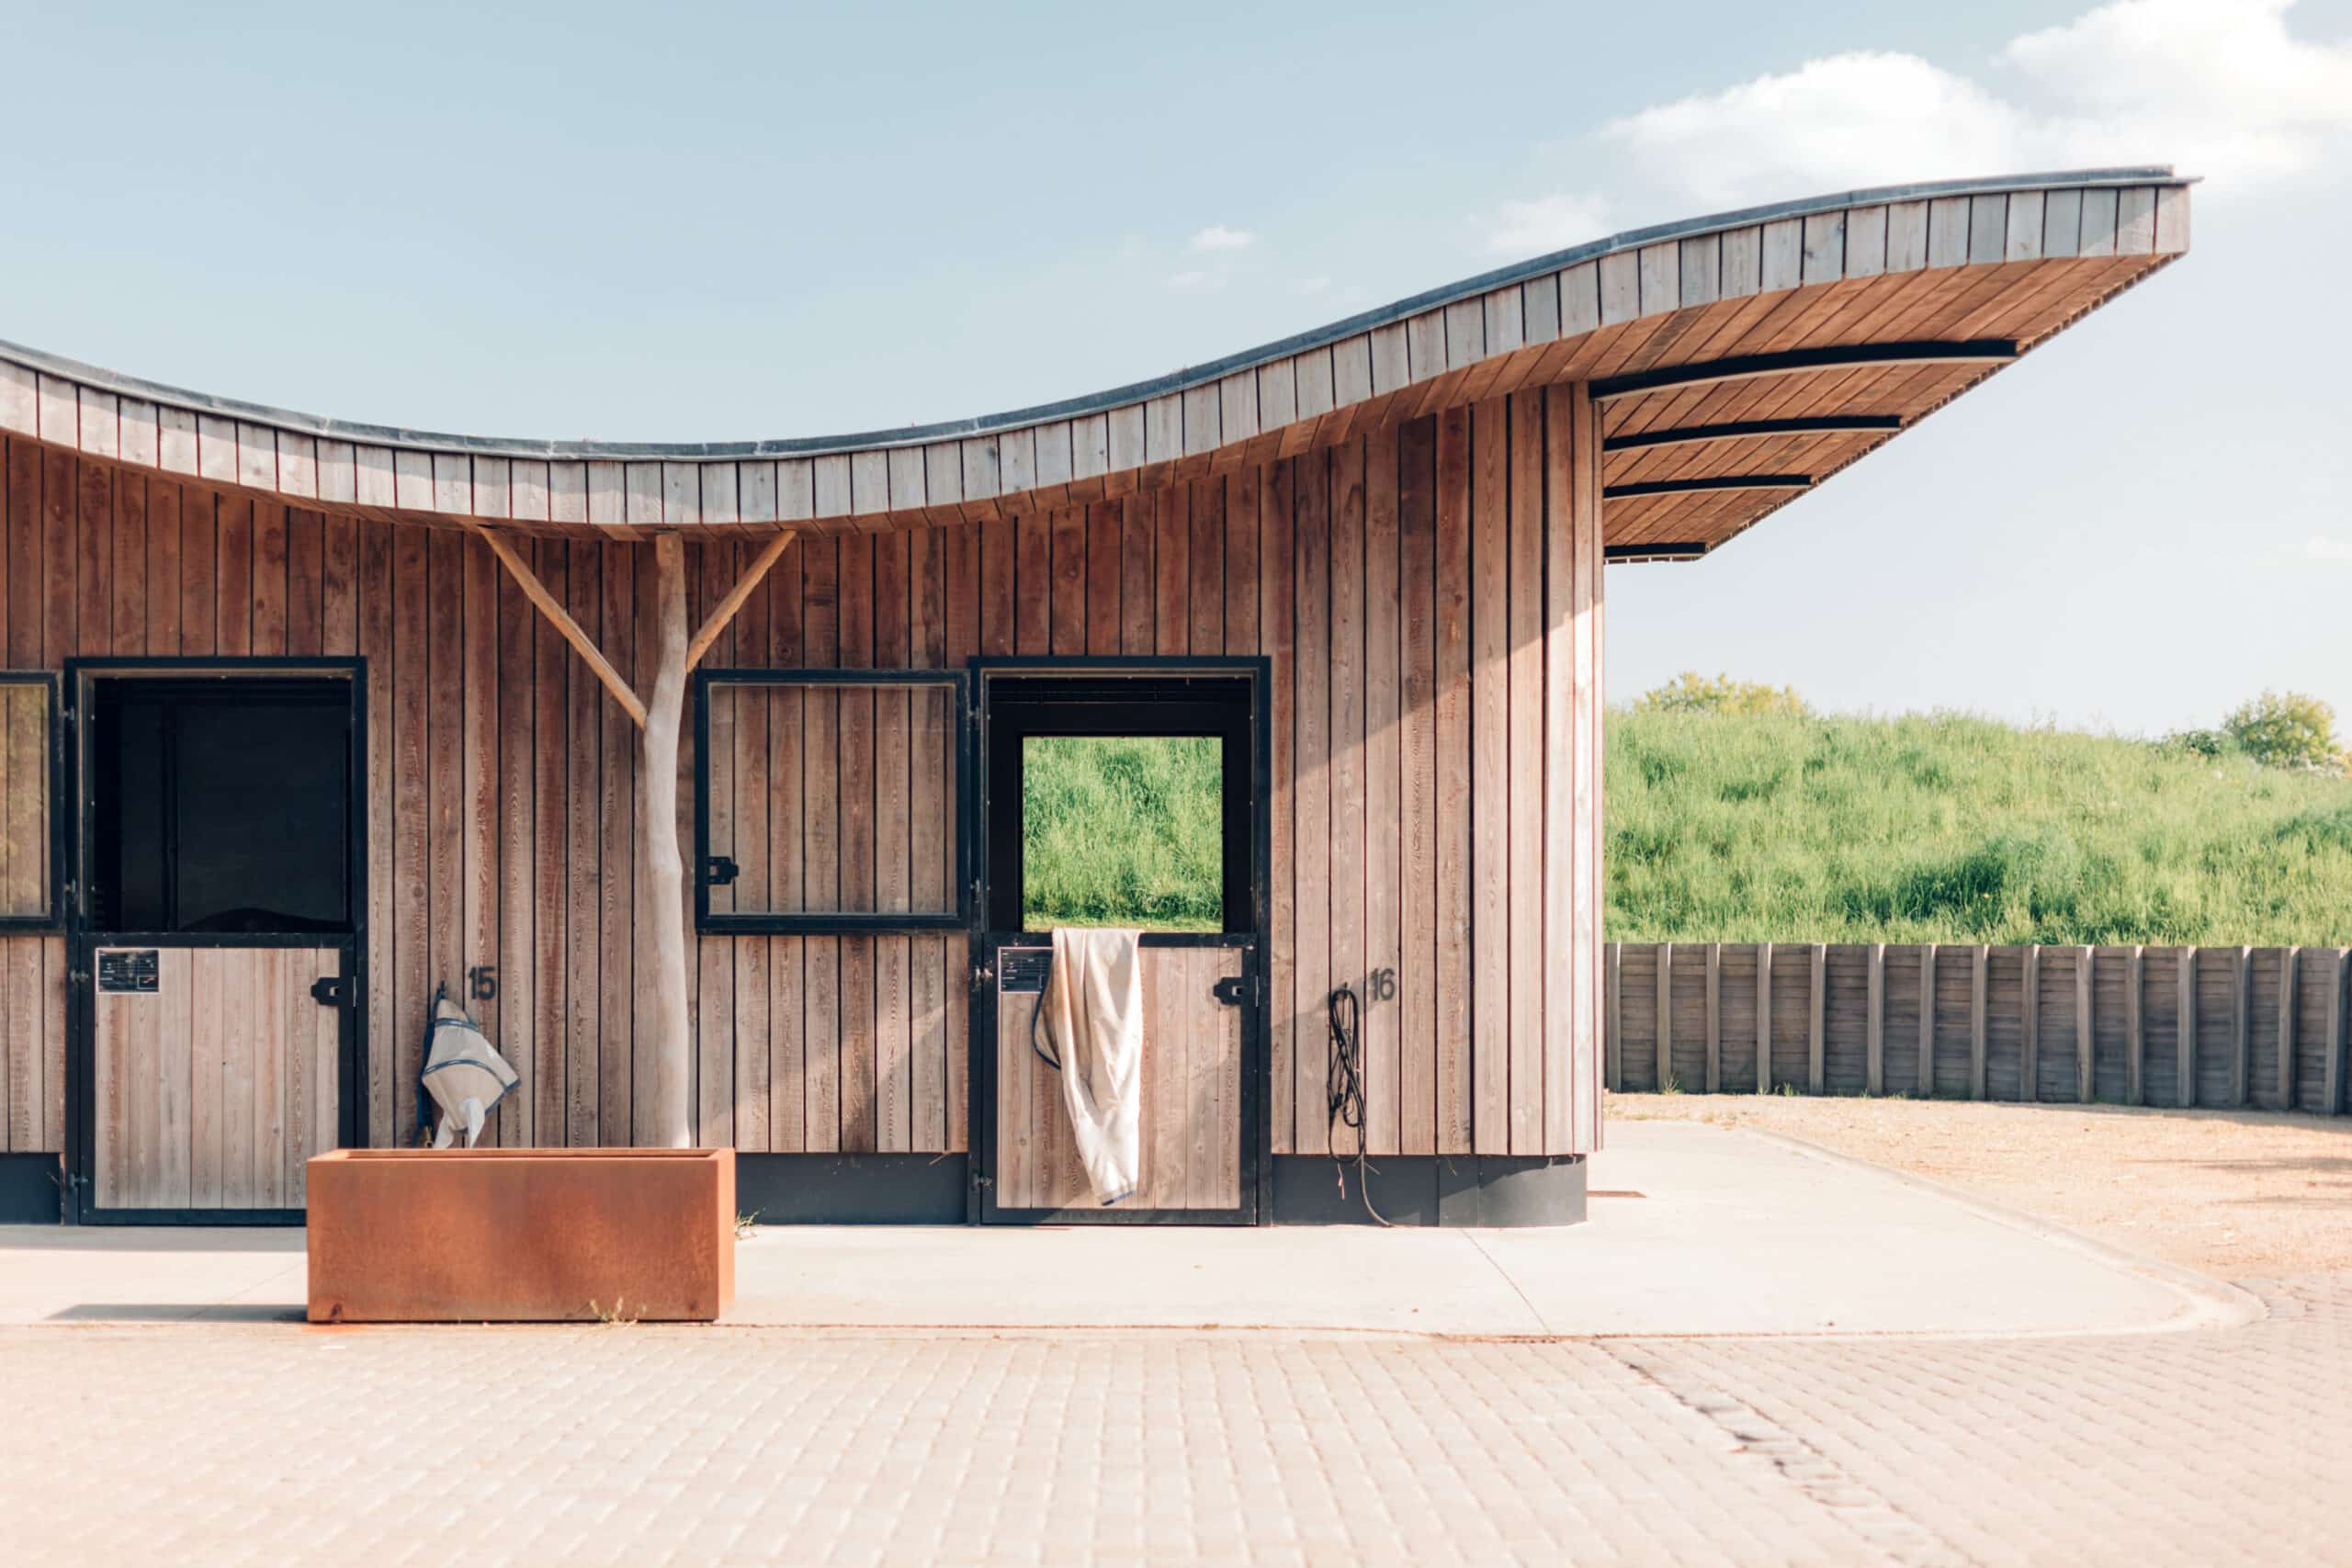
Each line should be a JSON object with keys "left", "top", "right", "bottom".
{"left": 0, "top": 166, "right": 2187, "bottom": 465}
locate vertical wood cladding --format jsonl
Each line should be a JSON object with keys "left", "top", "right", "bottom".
{"left": 0, "top": 386, "right": 1605, "bottom": 1158}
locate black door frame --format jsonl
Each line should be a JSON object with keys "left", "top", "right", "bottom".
{"left": 966, "top": 655, "right": 1272, "bottom": 1226}
{"left": 62, "top": 657, "right": 368, "bottom": 1225}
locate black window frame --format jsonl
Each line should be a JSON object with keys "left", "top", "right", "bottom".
{"left": 0, "top": 671, "right": 63, "bottom": 933}
{"left": 66, "top": 658, "right": 368, "bottom": 943}
{"left": 693, "top": 667, "right": 972, "bottom": 935}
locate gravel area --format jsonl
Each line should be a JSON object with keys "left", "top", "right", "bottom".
{"left": 1605, "top": 1092, "right": 2352, "bottom": 1279}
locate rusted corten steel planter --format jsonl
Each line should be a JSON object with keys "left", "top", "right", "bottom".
{"left": 306, "top": 1148, "right": 735, "bottom": 1323}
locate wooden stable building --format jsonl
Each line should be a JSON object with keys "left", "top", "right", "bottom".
{"left": 0, "top": 167, "right": 2189, "bottom": 1226}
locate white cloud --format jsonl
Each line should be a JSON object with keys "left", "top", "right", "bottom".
{"left": 1189, "top": 224, "right": 1253, "bottom": 253}
{"left": 1589, "top": 0, "right": 2352, "bottom": 210}
{"left": 1166, "top": 269, "right": 1209, "bottom": 291}
{"left": 1485, "top": 192, "right": 1612, "bottom": 257}
{"left": 2304, "top": 536, "right": 2352, "bottom": 563}
{"left": 1601, "top": 52, "right": 2025, "bottom": 209}
{"left": 2004, "top": 0, "right": 2352, "bottom": 183}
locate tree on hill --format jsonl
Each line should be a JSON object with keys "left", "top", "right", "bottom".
{"left": 1635, "top": 671, "right": 1809, "bottom": 717}
{"left": 2222, "top": 691, "right": 2338, "bottom": 771}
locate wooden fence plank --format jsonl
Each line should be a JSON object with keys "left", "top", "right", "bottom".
{"left": 1703, "top": 942, "right": 1721, "bottom": 1093}
{"left": 2233, "top": 945, "right": 2252, "bottom": 1107}
{"left": 2177, "top": 945, "right": 2198, "bottom": 1109}
{"left": 2326, "top": 949, "right": 2346, "bottom": 1116}
{"left": 2278, "top": 944, "right": 2300, "bottom": 1112}
{"left": 1654, "top": 940, "right": 1673, "bottom": 1091}
{"left": 1808, "top": 944, "right": 1826, "bottom": 1093}
{"left": 1971, "top": 945, "right": 1989, "bottom": 1100}
{"left": 1756, "top": 942, "right": 1772, "bottom": 1094}
{"left": 2075, "top": 945, "right": 2094, "bottom": 1105}
{"left": 2125, "top": 945, "right": 2145, "bottom": 1106}
{"left": 1917, "top": 944, "right": 1936, "bottom": 1094}
{"left": 1865, "top": 942, "right": 1884, "bottom": 1095}
{"left": 2022, "top": 945, "right": 2041, "bottom": 1102}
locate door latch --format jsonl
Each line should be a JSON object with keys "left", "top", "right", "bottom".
{"left": 704, "top": 854, "right": 740, "bottom": 887}
{"left": 1212, "top": 975, "right": 1250, "bottom": 1007}
{"left": 311, "top": 975, "right": 349, "bottom": 1008}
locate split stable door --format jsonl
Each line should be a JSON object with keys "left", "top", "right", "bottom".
{"left": 972, "top": 660, "right": 1266, "bottom": 1224}
{"left": 67, "top": 661, "right": 363, "bottom": 1224}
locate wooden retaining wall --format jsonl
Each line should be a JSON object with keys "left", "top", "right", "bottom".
{"left": 1604, "top": 942, "right": 2350, "bottom": 1113}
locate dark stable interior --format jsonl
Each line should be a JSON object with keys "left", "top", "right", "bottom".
{"left": 88, "top": 677, "right": 353, "bottom": 934}
{"left": 983, "top": 673, "right": 1253, "bottom": 935}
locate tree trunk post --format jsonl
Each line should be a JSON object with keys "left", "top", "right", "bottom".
{"left": 640, "top": 533, "right": 694, "bottom": 1147}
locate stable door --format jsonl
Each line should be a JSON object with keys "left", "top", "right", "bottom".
{"left": 972, "top": 660, "right": 1267, "bottom": 1224}
{"left": 69, "top": 663, "right": 363, "bottom": 1224}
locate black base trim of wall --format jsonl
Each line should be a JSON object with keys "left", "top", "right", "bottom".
{"left": 737, "top": 1153, "right": 968, "bottom": 1224}
{"left": 0, "top": 1153, "right": 63, "bottom": 1224}
{"left": 1272, "top": 1154, "right": 1586, "bottom": 1226}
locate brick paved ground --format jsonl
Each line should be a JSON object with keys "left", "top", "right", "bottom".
{"left": 6, "top": 1279, "right": 2351, "bottom": 1565}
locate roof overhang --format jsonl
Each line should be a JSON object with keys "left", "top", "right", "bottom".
{"left": 0, "top": 167, "right": 2190, "bottom": 558}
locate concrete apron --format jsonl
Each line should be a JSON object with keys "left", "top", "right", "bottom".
{"left": 0, "top": 1122, "right": 2253, "bottom": 1338}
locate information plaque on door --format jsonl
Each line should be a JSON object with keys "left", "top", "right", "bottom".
{"left": 998, "top": 948, "right": 1052, "bottom": 994}
{"left": 96, "top": 948, "right": 160, "bottom": 994}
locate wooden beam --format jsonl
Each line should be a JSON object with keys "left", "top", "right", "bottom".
{"left": 1756, "top": 942, "right": 1772, "bottom": 1095}
{"left": 686, "top": 528, "right": 796, "bottom": 672}
{"left": 472, "top": 524, "right": 647, "bottom": 728}
{"left": 640, "top": 534, "right": 694, "bottom": 1147}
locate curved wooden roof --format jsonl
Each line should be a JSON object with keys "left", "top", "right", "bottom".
{"left": 0, "top": 167, "right": 2188, "bottom": 560}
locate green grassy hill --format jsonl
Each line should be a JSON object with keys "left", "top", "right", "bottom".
{"left": 1609, "top": 710, "right": 2352, "bottom": 945}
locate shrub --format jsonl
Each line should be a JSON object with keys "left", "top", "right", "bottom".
{"left": 1634, "top": 671, "right": 1810, "bottom": 717}
{"left": 2155, "top": 727, "right": 2236, "bottom": 761}
{"left": 2222, "top": 691, "right": 2338, "bottom": 770}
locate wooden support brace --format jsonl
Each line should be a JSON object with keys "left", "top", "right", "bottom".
{"left": 686, "top": 529, "right": 796, "bottom": 672}
{"left": 473, "top": 524, "right": 647, "bottom": 728}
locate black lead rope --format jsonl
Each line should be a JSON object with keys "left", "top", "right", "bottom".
{"left": 1326, "top": 986, "right": 1392, "bottom": 1226}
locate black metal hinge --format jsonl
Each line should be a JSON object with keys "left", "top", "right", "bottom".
{"left": 311, "top": 975, "right": 349, "bottom": 1008}
{"left": 1212, "top": 975, "right": 1250, "bottom": 1007}
{"left": 705, "top": 854, "right": 740, "bottom": 887}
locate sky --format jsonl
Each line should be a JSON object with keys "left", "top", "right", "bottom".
{"left": 1, "top": 0, "right": 2347, "bottom": 736}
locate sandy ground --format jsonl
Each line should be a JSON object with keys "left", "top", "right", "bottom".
{"left": 1606, "top": 1091, "right": 2352, "bottom": 1279}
